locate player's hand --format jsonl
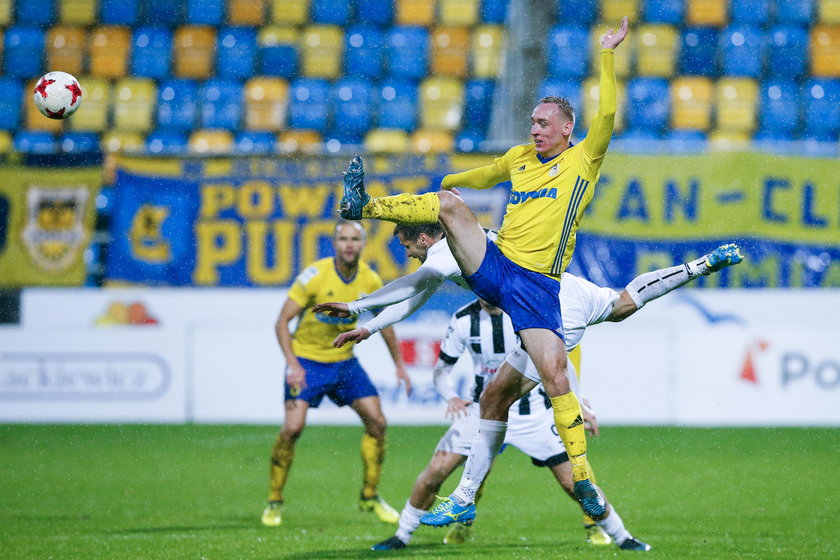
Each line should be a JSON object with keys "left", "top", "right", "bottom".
{"left": 395, "top": 364, "right": 413, "bottom": 396}
{"left": 445, "top": 397, "right": 472, "bottom": 420}
{"left": 285, "top": 362, "right": 307, "bottom": 393}
{"left": 581, "top": 397, "right": 600, "bottom": 437}
{"left": 312, "top": 302, "right": 352, "bottom": 318}
{"left": 333, "top": 327, "right": 372, "bottom": 348}
{"left": 601, "top": 16, "right": 629, "bottom": 49}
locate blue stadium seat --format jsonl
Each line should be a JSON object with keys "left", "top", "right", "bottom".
{"left": 345, "top": 25, "right": 384, "bottom": 80}
{"left": 803, "top": 78, "right": 840, "bottom": 138}
{"left": 679, "top": 27, "right": 718, "bottom": 75}
{"left": 332, "top": 78, "right": 374, "bottom": 137}
{"left": 730, "top": 0, "right": 770, "bottom": 24}
{"left": 357, "top": 0, "right": 394, "bottom": 25}
{"left": 157, "top": 79, "right": 199, "bottom": 131}
{"left": 464, "top": 80, "right": 495, "bottom": 133}
{"left": 16, "top": 0, "right": 55, "bottom": 27}
{"left": 775, "top": 0, "right": 814, "bottom": 24}
{"left": 217, "top": 28, "right": 257, "bottom": 80}
{"left": 100, "top": 0, "right": 141, "bottom": 25}
{"left": 377, "top": 78, "right": 418, "bottom": 130}
{"left": 289, "top": 78, "right": 331, "bottom": 132}
{"left": 664, "top": 129, "right": 707, "bottom": 153}
{"left": 482, "top": 0, "right": 509, "bottom": 22}
{"left": 766, "top": 25, "right": 808, "bottom": 78}
{"left": 199, "top": 79, "right": 244, "bottom": 130}
{"left": 132, "top": 27, "right": 173, "bottom": 79}
{"left": 757, "top": 79, "right": 799, "bottom": 137}
{"left": 537, "top": 79, "right": 582, "bottom": 115}
{"left": 555, "top": 0, "right": 597, "bottom": 25}
{"left": 14, "top": 131, "right": 56, "bottom": 154}
{"left": 325, "top": 129, "right": 365, "bottom": 147}
{"left": 455, "top": 129, "right": 485, "bottom": 152}
{"left": 720, "top": 25, "right": 764, "bottom": 77}
{"left": 386, "top": 27, "right": 428, "bottom": 79}
{"left": 312, "top": 0, "right": 351, "bottom": 24}
{"left": 60, "top": 132, "right": 100, "bottom": 153}
{"left": 626, "top": 77, "right": 671, "bottom": 133}
{"left": 4, "top": 27, "right": 45, "bottom": 78}
{"left": 261, "top": 44, "right": 298, "bottom": 77}
{"left": 235, "top": 130, "right": 276, "bottom": 153}
{"left": 644, "top": 0, "right": 685, "bottom": 24}
{"left": 186, "top": 0, "right": 225, "bottom": 24}
{"left": 0, "top": 78, "right": 23, "bottom": 130}
{"left": 146, "top": 129, "right": 189, "bottom": 154}
{"left": 546, "top": 25, "right": 589, "bottom": 79}
{"left": 144, "top": 0, "right": 185, "bottom": 25}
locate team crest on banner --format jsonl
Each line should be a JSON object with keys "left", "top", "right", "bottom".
{"left": 21, "top": 186, "right": 90, "bottom": 272}
{"left": 129, "top": 205, "right": 171, "bottom": 263}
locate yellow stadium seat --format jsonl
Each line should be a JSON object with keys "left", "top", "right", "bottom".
{"left": 47, "top": 27, "right": 87, "bottom": 78}
{"left": 671, "top": 76, "right": 713, "bottom": 131}
{"left": 819, "top": 0, "right": 840, "bottom": 23}
{"left": 811, "top": 25, "right": 840, "bottom": 77}
{"left": 189, "top": 129, "right": 235, "bottom": 154}
{"left": 228, "top": 0, "right": 266, "bottom": 26}
{"left": 364, "top": 128, "right": 411, "bottom": 153}
{"left": 60, "top": 0, "right": 97, "bottom": 25}
{"left": 601, "top": 0, "right": 641, "bottom": 24}
{"left": 686, "top": 0, "right": 728, "bottom": 26}
{"left": 420, "top": 76, "right": 464, "bottom": 130}
{"left": 270, "top": 0, "right": 310, "bottom": 25}
{"left": 300, "top": 25, "right": 343, "bottom": 79}
{"left": 0, "top": 130, "right": 11, "bottom": 153}
{"left": 113, "top": 78, "right": 156, "bottom": 132}
{"left": 431, "top": 27, "right": 470, "bottom": 78}
{"left": 244, "top": 77, "right": 289, "bottom": 131}
{"left": 438, "top": 0, "right": 478, "bottom": 26}
{"left": 101, "top": 130, "right": 145, "bottom": 153}
{"left": 411, "top": 129, "right": 454, "bottom": 153}
{"left": 258, "top": 25, "right": 297, "bottom": 47}
{"left": 471, "top": 25, "right": 505, "bottom": 79}
{"left": 714, "top": 78, "right": 758, "bottom": 133}
{"left": 70, "top": 78, "right": 111, "bottom": 132}
{"left": 636, "top": 24, "right": 678, "bottom": 77}
{"left": 582, "top": 76, "right": 626, "bottom": 132}
{"left": 590, "top": 24, "right": 634, "bottom": 78}
{"left": 396, "top": 0, "right": 436, "bottom": 26}
{"left": 89, "top": 26, "right": 131, "bottom": 79}
{"left": 0, "top": 0, "right": 11, "bottom": 26}
{"left": 278, "top": 129, "right": 321, "bottom": 153}
{"left": 174, "top": 26, "right": 217, "bottom": 79}
{"left": 707, "top": 129, "right": 751, "bottom": 151}
{"left": 25, "top": 80, "right": 64, "bottom": 133}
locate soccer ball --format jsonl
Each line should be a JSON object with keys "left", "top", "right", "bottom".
{"left": 33, "top": 71, "right": 83, "bottom": 119}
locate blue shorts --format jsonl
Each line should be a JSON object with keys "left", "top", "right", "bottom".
{"left": 465, "top": 238, "right": 564, "bottom": 337}
{"left": 286, "top": 357, "right": 378, "bottom": 407}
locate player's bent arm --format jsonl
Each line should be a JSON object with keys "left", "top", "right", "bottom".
{"left": 432, "top": 357, "right": 472, "bottom": 419}
{"left": 275, "top": 298, "right": 304, "bottom": 366}
{"left": 380, "top": 325, "right": 412, "bottom": 395}
{"left": 441, "top": 160, "right": 509, "bottom": 191}
{"left": 349, "top": 266, "right": 445, "bottom": 315}
{"left": 360, "top": 290, "right": 435, "bottom": 335}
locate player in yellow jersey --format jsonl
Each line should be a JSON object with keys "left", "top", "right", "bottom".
{"left": 338, "top": 18, "right": 630, "bottom": 524}
{"left": 260, "top": 220, "right": 412, "bottom": 528}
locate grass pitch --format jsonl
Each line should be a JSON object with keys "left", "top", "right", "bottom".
{"left": 1, "top": 425, "right": 837, "bottom": 560}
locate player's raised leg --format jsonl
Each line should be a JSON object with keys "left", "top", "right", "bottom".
{"left": 351, "top": 396, "right": 400, "bottom": 523}
{"left": 261, "top": 400, "right": 309, "bottom": 526}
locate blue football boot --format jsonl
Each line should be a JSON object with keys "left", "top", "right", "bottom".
{"left": 419, "top": 496, "right": 476, "bottom": 527}
{"left": 338, "top": 156, "right": 369, "bottom": 220}
{"left": 705, "top": 243, "right": 743, "bottom": 272}
{"left": 618, "top": 536, "right": 652, "bottom": 551}
{"left": 371, "top": 536, "right": 407, "bottom": 551}
{"left": 574, "top": 479, "right": 607, "bottom": 520}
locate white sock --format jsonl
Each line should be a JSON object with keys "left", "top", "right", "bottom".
{"left": 395, "top": 500, "right": 427, "bottom": 544}
{"left": 451, "top": 419, "right": 507, "bottom": 505}
{"left": 624, "top": 255, "right": 709, "bottom": 309}
{"left": 596, "top": 507, "right": 632, "bottom": 545}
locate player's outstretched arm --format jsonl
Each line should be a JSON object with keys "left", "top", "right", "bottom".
{"left": 441, "top": 162, "right": 509, "bottom": 191}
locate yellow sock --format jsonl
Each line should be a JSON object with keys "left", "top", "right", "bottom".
{"left": 550, "top": 392, "right": 589, "bottom": 482}
{"left": 268, "top": 436, "right": 295, "bottom": 503}
{"left": 361, "top": 192, "right": 440, "bottom": 224}
{"left": 582, "top": 459, "right": 598, "bottom": 525}
{"left": 361, "top": 433, "right": 385, "bottom": 499}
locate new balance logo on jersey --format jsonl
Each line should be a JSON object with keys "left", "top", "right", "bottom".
{"left": 567, "top": 414, "right": 583, "bottom": 429}
{"left": 509, "top": 187, "right": 557, "bottom": 205}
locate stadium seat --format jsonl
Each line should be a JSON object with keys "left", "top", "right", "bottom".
{"left": 4, "top": 27, "right": 45, "bottom": 78}
{"left": 199, "top": 79, "right": 243, "bottom": 130}
{"left": 455, "top": 129, "right": 485, "bottom": 152}
{"left": 259, "top": 28, "right": 298, "bottom": 77}
{"left": 730, "top": 0, "right": 770, "bottom": 24}
{"left": 311, "top": 0, "right": 351, "bottom": 24}
{"left": 69, "top": 78, "right": 111, "bottom": 132}
{"left": 463, "top": 79, "right": 494, "bottom": 133}
{"left": 440, "top": 0, "right": 479, "bottom": 26}
{"left": 714, "top": 77, "right": 759, "bottom": 133}
{"left": 664, "top": 128, "right": 706, "bottom": 153}
{"left": 289, "top": 78, "right": 331, "bottom": 132}
{"left": 411, "top": 129, "right": 455, "bottom": 153}
{"left": 0, "top": 77, "right": 23, "bottom": 130}
{"left": 590, "top": 24, "right": 634, "bottom": 78}
{"left": 582, "top": 76, "right": 626, "bottom": 131}
{"left": 481, "top": 0, "right": 508, "bottom": 22}
{"left": 331, "top": 78, "right": 374, "bottom": 137}
{"left": 344, "top": 25, "right": 384, "bottom": 79}
{"left": 145, "top": 0, "right": 185, "bottom": 25}
{"left": 25, "top": 77, "right": 63, "bottom": 131}
{"left": 776, "top": 0, "right": 814, "bottom": 24}
{"left": 113, "top": 78, "right": 157, "bottom": 132}
{"left": 357, "top": 0, "right": 393, "bottom": 24}
{"left": 228, "top": 0, "right": 266, "bottom": 26}
{"left": 14, "top": 131, "right": 57, "bottom": 153}
{"left": 186, "top": 0, "right": 225, "bottom": 24}
{"left": 59, "top": 0, "right": 96, "bottom": 25}
{"left": 720, "top": 25, "right": 764, "bottom": 77}
{"left": 547, "top": 25, "right": 589, "bottom": 79}
{"left": 278, "top": 129, "right": 321, "bottom": 152}
{"left": 602, "top": 0, "right": 641, "bottom": 24}
{"left": 636, "top": 24, "right": 678, "bottom": 77}
{"left": 131, "top": 27, "right": 173, "bottom": 79}
{"left": 47, "top": 26, "right": 86, "bottom": 77}
{"left": 707, "top": 129, "right": 751, "bottom": 150}
{"left": 643, "top": 0, "right": 685, "bottom": 24}
{"left": 100, "top": 130, "right": 145, "bottom": 152}
{"left": 0, "top": 131, "right": 11, "bottom": 153}
{"left": 173, "top": 26, "right": 216, "bottom": 79}
{"left": 686, "top": 0, "right": 727, "bottom": 26}
{"left": 100, "top": 0, "right": 141, "bottom": 25}
{"left": 146, "top": 129, "right": 189, "bottom": 154}
{"left": 17, "top": 0, "right": 56, "bottom": 27}
{"left": 364, "top": 128, "right": 411, "bottom": 153}
{"left": 555, "top": 0, "right": 597, "bottom": 25}
{"left": 0, "top": 2, "right": 8, "bottom": 27}
{"left": 819, "top": 0, "right": 840, "bottom": 23}
{"left": 471, "top": 25, "right": 505, "bottom": 78}
{"left": 766, "top": 25, "right": 809, "bottom": 78}
{"left": 626, "top": 77, "right": 670, "bottom": 133}
{"left": 431, "top": 26, "right": 470, "bottom": 78}
{"left": 420, "top": 76, "right": 464, "bottom": 130}
{"left": 387, "top": 26, "right": 429, "bottom": 79}
{"left": 89, "top": 26, "right": 132, "bottom": 78}
{"left": 189, "top": 129, "right": 234, "bottom": 153}
{"left": 244, "top": 77, "right": 288, "bottom": 131}
{"left": 235, "top": 130, "right": 276, "bottom": 153}
{"left": 537, "top": 79, "right": 583, "bottom": 114}
{"left": 396, "top": 0, "right": 435, "bottom": 26}
{"left": 57, "top": 131, "right": 97, "bottom": 153}
{"left": 156, "top": 79, "right": 199, "bottom": 131}
{"left": 270, "top": 0, "right": 310, "bottom": 25}
{"left": 377, "top": 78, "right": 419, "bottom": 130}
{"left": 300, "top": 25, "right": 344, "bottom": 79}
{"left": 811, "top": 25, "right": 840, "bottom": 77}
{"left": 679, "top": 27, "right": 717, "bottom": 75}
{"left": 670, "top": 76, "right": 713, "bottom": 130}
{"left": 803, "top": 78, "right": 840, "bottom": 137}
{"left": 756, "top": 79, "right": 799, "bottom": 137}
{"left": 217, "top": 27, "right": 257, "bottom": 79}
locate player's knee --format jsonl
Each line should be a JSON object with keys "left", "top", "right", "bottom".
{"left": 479, "top": 385, "right": 516, "bottom": 417}
{"left": 437, "top": 190, "right": 465, "bottom": 217}
{"left": 365, "top": 415, "right": 387, "bottom": 438}
{"left": 281, "top": 424, "right": 304, "bottom": 441}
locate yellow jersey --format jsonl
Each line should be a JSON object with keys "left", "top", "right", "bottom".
{"left": 442, "top": 50, "right": 617, "bottom": 278}
{"left": 287, "top": 257, "right": 383, "bottom": 363}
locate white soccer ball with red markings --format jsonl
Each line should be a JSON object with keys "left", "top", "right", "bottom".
{"left": 33, "top": 71, "right": 83, "bottom": 119}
